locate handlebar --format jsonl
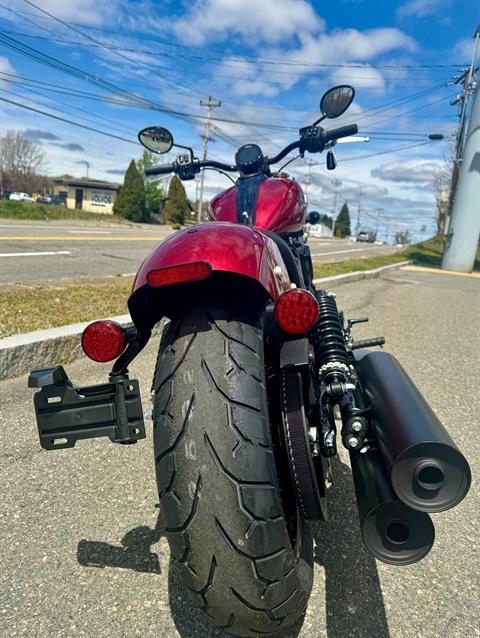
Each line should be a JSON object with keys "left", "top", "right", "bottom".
{"left": 145, "top": 158, "right": 237, "bottom": 177}
{"left": 144, "top": 122, "right": 358, "bottom": 177}
{"left": 324, "top": 124, "right": 358, "bottom": 144}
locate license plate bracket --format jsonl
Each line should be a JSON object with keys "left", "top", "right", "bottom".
{"left": 28, "top": 366, "right": 145, "bottom": 450}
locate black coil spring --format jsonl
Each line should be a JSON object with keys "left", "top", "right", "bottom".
{"left": 314, "top": 293, "right": 349, "bottom": 368}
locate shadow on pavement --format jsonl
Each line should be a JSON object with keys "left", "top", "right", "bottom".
{"left": 77, "top": 510, "right": 164, "bottom": 574}
{"left": 76, "top": 458, "right": 389, "bottom": 637}
{"left": 313, "top": 456, "right": 390, "bottom": 638}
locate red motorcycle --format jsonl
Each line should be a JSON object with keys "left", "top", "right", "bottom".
{"left": 29, "top": 86, "right": 470, "bottom": 637}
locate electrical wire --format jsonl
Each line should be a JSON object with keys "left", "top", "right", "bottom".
{"left": 0, "top": 95, "right": 138, "bottom": 145}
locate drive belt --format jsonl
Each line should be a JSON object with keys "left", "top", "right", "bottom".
{"left": 281, "top": 368, "right": 327, "bottom": 521}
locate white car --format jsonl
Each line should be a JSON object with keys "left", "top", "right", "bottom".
{"left": 9, "top": 192, "right": 34, "bottom": 202}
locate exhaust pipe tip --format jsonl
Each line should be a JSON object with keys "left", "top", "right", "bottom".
{"left": 356, "top": 351, "right": 471, "bottom": 514}
{"left": 392, "top": 443, "right": 471, "bottom": 513}
{"left": 362, "top": 501, "right": 435, "bottom": 566}
{"left": 351, "top": 447, "right": 435, "bottom": 566}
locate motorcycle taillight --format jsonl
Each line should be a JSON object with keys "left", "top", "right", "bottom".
{"left": 81, "top": 320, "right": 127, "bottom": 363}
{"left": 147, "top": 261, "right": 212, "bottom": 287}
{"left": 274, "top": 289, "right": 320, "bottom": 334}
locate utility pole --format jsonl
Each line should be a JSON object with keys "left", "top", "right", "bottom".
{"left": 197, "top": 96, "right": 221, "bottom": 223}
{"left": 303, "top": 159, "right": 317, "bottom": 200}
{"left": 331, "top": 178, "right": 341, "bottom": 237}
{"left": 79, "top": 160, "right": 90, "bottom": 178}
{"left": 442, "top": 48, "right": 480, "bottom": 272}
{"left": 420, "top": 224, "right": 427, "bottom": 242}
{"left": 447, "top": 23, "right": 480, "bottom": 224}
{"left": 374, "top": 207, "right": 384, "bottom": 237}
{"left": 355, "top": 189, "right": 364, "bottom": 234}
{"left": 384, "top": 214, "right": 390, "bottom": 244}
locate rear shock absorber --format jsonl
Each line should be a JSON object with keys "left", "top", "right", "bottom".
{"left": 313, "top": 291, "right": 371, "bottom": 452}
{"left": 313, "top": 291, "right": 353, "bottom": 396}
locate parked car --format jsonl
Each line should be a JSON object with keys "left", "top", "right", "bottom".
{"left": 356, "top": 230, "right": 376, "bottom": 243}
{"left": 36, "top": 195, "right": 54, "bottom": 204}
{"left": 9, "top": 192, "right": 34, "bottom": 202}
{"left": 37, "top": 195, "right": 66, "bottom": 205}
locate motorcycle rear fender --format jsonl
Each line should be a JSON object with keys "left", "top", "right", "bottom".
{"left": 128, "top": 222, "right": 291, "bottom": 333}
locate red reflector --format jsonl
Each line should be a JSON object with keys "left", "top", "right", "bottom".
{"left": 147, "top": 261, "right": 212, "bottom": 287}
{"left": 274, "top": 289, "right": 320, "bottom": 334}
{"left": 81, "top": 320, "right": 127, "bottom": 363}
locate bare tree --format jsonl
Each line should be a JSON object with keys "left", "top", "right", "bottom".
{"left": 0, "top": 130, "right": 46, "bottom": 192}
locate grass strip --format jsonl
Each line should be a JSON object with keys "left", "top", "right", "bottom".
{"left": 0, "top": 200, "right": 131, "bottom": 223}
{"left": 313, "top": 236, "right": 480, "bottom": 279}
{"left": 1, "top": 237, "right": 478, "bottom": 339}
{"left": 313, "top": 253, "right": 407, "bottom": 279}
{"left": 0, "top": 278, "right": 134, "bottom": 339}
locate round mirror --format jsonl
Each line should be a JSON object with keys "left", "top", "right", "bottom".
{"left": 138, "top": 126, "right": 173, "bottom": 154}
{"left": 306, "top": 211, "right": 321, "bottom": 225}
{"left": 320, "top": 85, "right": 355, "bottom": 119}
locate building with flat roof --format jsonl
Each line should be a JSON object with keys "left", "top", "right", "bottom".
{"left": 53, "top": 177, "right": 120, "bottom": 214}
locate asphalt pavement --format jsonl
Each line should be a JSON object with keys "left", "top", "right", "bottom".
{"left": 1, "top": 268, "right": 478, "bottom": 638}
{"left": 0, "top": 219, "right": 396, "bottom": 285}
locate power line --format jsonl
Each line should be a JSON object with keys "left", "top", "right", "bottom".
{"left": 0, "top": 96, "right": 138, "bottom": 145}
{"left": 7, "top": 8, "right": 464, "bottom": 70}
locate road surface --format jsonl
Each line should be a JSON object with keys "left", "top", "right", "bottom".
{"left": 0, "top": 219, "right": 397, "bottom": 285}
{"left": 1, "top": 267, "right": 478, "bottom": 638}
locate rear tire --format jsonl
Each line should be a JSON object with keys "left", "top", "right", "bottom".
{"left": 152, "top": 299, "right": 313, "bottom": 636}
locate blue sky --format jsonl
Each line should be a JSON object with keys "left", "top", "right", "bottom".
{"left": 0, "top": 0, "right": 478, "bottom": 239}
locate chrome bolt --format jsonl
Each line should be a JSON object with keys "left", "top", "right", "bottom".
{"left": 351, "top": 420, "right": 363, "bottom": 432}
{"left": 348, "top": 436, "right": 360, "bottom": 448}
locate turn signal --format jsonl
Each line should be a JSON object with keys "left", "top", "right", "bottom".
{"left": 147, "top": 261, "right": 212, "bottom": 287}
{"left": 81, "top": 320, "right": 127, "bottom": 363}
{"left": 274, "top": 289, "right": 320, "bottom": 334}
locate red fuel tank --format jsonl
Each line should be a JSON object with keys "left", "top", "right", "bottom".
{"left": 210, "top": 175, "right": 306, "bottom": 234}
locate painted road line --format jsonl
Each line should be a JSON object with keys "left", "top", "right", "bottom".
{"left": 0, "top": 236, "right": 165, "bottom": 241}
{"left": 0, "top": 224, "right": 167, "bottom": 232}
{"left": 67, "top": 230, "right": 111, "bottom": 234}
{"left": 401, "top": 265, "right": 480, "bottom": 278}
{"left": 0, "top": 250, "right": 72, "bottom": 257}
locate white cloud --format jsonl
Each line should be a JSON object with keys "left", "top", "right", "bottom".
{"left": 0, "top": 57, "right": 16, "bottom": 84}
{"left": 454, "top": 37, "right": 476, "bottom": 61}
{"left": 329, "top": 65, "right": 386, "bottom": 93}
{"left": 214, "top": 57, "right": 279, "bottom": 97}
{"left": 15, "top": 0, "right": 113, "bottom": 26}
{"left": 396, "top": 0, "right": 447, "bottom": 20}
{"left": 371, "top": 159, "right": 444, "bottom": 183}
{"left": 171, "top": 0, "right": 323, "bottom": 46}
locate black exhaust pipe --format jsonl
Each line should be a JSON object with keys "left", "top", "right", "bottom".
{"left": 356, "top": 351, "right": 471, "bottom": 513}
{"left": 350, "top": 447, "right": 435, "bottom": 565}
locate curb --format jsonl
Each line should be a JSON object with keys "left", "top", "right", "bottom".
{"left": 313, "top": 260, "right": 413, "bottom": 287}
{"left": 0, "top": 260, "right": 412, "bottom": 382}
{"left": 0, "top": 314, "right": 132, "bottom": 382}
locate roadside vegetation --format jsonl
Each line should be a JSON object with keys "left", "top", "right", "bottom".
{"left": 313, "top": 236, "right": 480, "bottom": 278}
{"left": 0, "top": 200, "right": 133, "bottom": 223}
{"left": 1, "top": 237, "right": 478, "bottom": 339}
{"left": 0, "top": 278, "right": 134, "bottom": 338}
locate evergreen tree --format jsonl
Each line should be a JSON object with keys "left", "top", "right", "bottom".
{"left": 136, "top": 151, "right": 166, "bottom": 217}
{"left": 162, "top": 175, "right": 190, "bottom": 226}
{"left": 113, "top": 160, "right": 147, "bottom": 222}
{"left": 319, "top": 213, "right": 333, "bottom": 229}
{"left": 335, "top": 202, "right": 351, "bottom": 237}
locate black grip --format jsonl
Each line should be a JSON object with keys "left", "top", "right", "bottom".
{"left": 144, "top": 164, "right": 174, "bottom": 176}
{"left": 351, "top": 337, "right": 385, "bottom": 350}
{"left": 324, "top": 124, "right": 358, "bottom": 144}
